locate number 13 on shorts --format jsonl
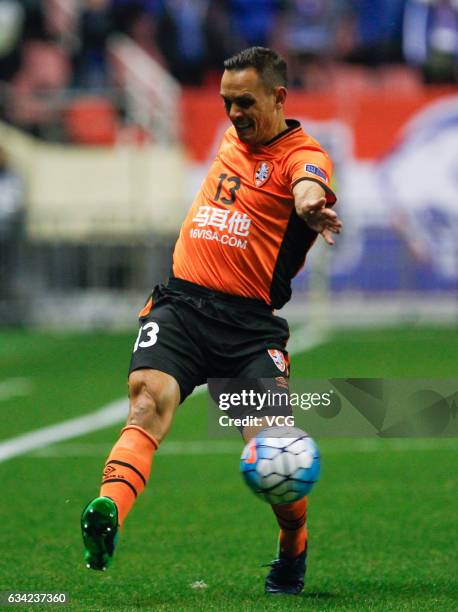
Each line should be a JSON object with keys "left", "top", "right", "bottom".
{"left": 133, "top": 322, "right": 160, "bottom": 352}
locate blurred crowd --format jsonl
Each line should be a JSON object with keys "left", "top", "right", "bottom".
{"left": 0, "top": 0, "right": 456, "bottom": 142}
{"left": 0, "top": 0, "right": 456, "bottom": 90}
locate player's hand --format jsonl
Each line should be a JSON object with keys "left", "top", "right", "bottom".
{"left": 300, "top": 197, "right": 342, "bottom": 245}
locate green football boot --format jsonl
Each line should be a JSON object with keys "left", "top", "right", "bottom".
{"left": 81, "top": 496, "right": 119, "bottom": 571}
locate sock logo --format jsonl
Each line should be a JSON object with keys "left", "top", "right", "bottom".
{"left": 103, "top": 464, "right": 116, "bottom": 478}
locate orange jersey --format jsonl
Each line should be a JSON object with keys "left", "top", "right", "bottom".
{"left": 172, "top": 119, "right": 336, "bottom": 308}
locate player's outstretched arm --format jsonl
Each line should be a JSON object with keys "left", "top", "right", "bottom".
{"left": 293, "top": 180, "right": 342, "bottom": 245}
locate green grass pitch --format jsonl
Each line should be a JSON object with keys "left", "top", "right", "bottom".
{"left": 0, "top": 327, "right": 457, "bottom": 611}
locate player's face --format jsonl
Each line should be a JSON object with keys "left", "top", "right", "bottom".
{"left": 220, "top": 68, "right": 286, "bottom": 146}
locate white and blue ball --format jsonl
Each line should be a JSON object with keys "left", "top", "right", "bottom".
{"left": 240, "top": 426, "right": 320, "bottom": 504}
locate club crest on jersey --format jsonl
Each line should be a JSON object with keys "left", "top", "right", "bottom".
{"left": 268, "top": 349, "right": 287, "bottom": 372}
{"left": 254, "top": 161, "right": 273, "bottom": 187}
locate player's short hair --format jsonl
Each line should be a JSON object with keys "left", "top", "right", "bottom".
{"left": 223, "top": 47, "right": 288, "bottom": 90}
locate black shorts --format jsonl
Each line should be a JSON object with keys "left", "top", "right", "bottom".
{"left": 129, "top": 278, "right": 291, "bottom": 404}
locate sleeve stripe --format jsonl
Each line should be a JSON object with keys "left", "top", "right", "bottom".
{"left": 291, "top": 176, "right": 337, "bottom": 205}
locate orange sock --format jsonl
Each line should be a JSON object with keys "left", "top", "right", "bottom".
{"left": 271, "top": 497, "right": 308, "bottom": 558}
{"left": 100, "top": 425, "right": 158, "bottom": 526}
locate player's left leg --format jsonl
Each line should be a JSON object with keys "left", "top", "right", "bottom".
{"left": 236, "top": 352, "right": 308, "bottom": 594}
{"left": 207, "top": 300, "right": 306, "bottom": 593}
{"left": 265, "top": 498, "right": 308, "bottom": 594}
{"left": 242, "top": 417, "right": 308, "bottom": 594}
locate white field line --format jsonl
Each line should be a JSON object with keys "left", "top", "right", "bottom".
{"left": 287, "top": 324, "right": 328, "bottom": 354}
{"left": 0, "top": 378, "right": 33, "bottom": 401}
{"left": 0, "top": 323, "right": 324, "bottom": 463}
{"left": 30, "top": 437, "right": 458, "bottom": 458}
{"left": 0, "top": 397, "right": 127, "bottom": 462}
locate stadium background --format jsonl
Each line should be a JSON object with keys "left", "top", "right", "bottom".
{"left": 0, "top": 1, "right": 457, "bottom": 610}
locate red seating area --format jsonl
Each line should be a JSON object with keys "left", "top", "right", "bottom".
{"left": 64, "top": 97, "right": 117, "bottom": 145}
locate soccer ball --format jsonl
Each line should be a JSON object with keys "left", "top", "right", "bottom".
{"left": 240, "top": 426, "right": 320, "bottom": 504}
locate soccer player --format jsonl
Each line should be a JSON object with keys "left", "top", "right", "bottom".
{"left": 81, "top": 47, "right": 341, "bottom": 595}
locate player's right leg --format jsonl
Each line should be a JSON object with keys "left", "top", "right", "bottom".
{"left": 81, "top": 289, "right": 206, "bottom": 570}
{"left": 81, "top": 369, "right": 180, "bottom": 570}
